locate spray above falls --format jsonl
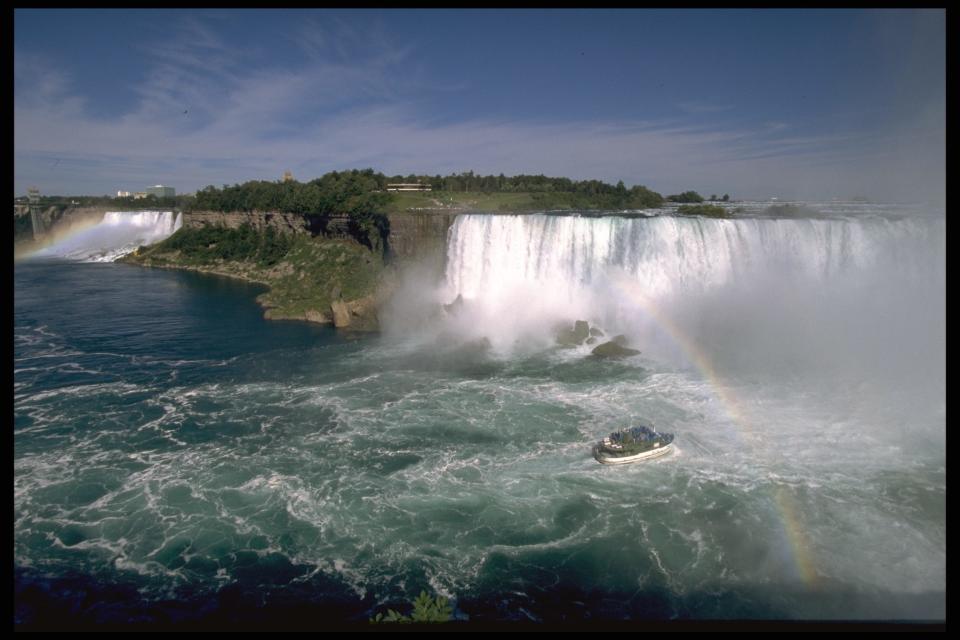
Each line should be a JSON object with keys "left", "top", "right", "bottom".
{"left": 30, "top": 211, "right": 182, "bottom": 263}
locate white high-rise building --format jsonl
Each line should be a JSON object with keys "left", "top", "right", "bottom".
{"left": 145, "top": 185, "right": 175, "bottom": 199}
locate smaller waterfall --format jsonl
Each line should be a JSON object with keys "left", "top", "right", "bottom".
{"left": 31, "top": 211, "right": 182, "bottom": 263}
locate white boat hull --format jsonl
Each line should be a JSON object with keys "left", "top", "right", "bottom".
{"left": 594, "top": 442, "right": 673, "bottom": 464}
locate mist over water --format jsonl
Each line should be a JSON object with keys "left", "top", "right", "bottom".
{"left": 14, "top": 205, "right": 944, "bottom": 625}
{"left": 380, "top": 205, "right": 945, "bottom": 618}
{"left": 30, "top": 211, "right": 182, "bottom": 263}
{"left": 404, "top": 208, "right": 945, "bottom": 384}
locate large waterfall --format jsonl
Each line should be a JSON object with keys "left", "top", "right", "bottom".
{"left": 31, "top": 210, "right": 182, "bottom": 263}
{"left": 445, "top": 213, "right": 944, "bottom": 301}
{"left": 440, "top": 211, "right": 945, "bottom": 379}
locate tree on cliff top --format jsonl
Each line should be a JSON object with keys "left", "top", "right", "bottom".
{"left": 666, "top": 191, "right": 705, "bottom": 203}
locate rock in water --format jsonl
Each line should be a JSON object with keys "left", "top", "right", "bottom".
{"left": 591, "top": 340, "right": 641, "bottom": 358}
{"left": 443, "top": 293, "right": 464, "bottom": 315}
{"left": 573, "top": 320, "right": 589, "bottom": 340}
{"left": 611, "top": 334, "right": 629, "bottom": 346}
{"left": 346, "top": 295, "right": 379, "bottom": 331}
{"left": 556, "top": 320, "right": 591, "bottom": 347}
{"left": 305, "top": 309, "right": 328, "bottom": 324}
{"left": 331, "top": 300, "right": 352, "bottom": 328}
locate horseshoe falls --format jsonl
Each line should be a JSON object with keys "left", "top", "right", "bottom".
{"left": 14, "top": 205, "right": 945, "bottom": 626}
{"left": 436, "top": 212, "right": 945, "bottom": 377}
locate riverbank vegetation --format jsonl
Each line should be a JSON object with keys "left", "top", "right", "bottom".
{"left": 123, "top": 227, "right": 383, "bottom": 327}
{"left": 157, "top": 224, "right": 295, "bottom": 267}
{"left": 369, "top": 591, "right": 453, "bottom": 624}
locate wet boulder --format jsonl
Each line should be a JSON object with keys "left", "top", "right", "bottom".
{"left": 556, "top": 320, "right": 591, "bottom": 347}
{"left": 591, "top": 339, "right": 640, "bottom": 358}
{"left": 443, "top": 293, "right": 465, "bottom": 315}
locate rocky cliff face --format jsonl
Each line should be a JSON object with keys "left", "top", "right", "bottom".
{"left": 131, "top": 209, "right": 459, "bottom": 332}
{"left": 183, "top": 210, "right": 325, "bottom": 235}
{"left": 40, "top": 206, "right": 110, "bottom": 235}
{"left": 385, "top": 211, "right": 456, "bottom": 279}
{"left": 123, "top": 209, "right": 453, "bottom": 262}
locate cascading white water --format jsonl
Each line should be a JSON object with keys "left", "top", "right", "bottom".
{"left": 445, "top": 213, "right": 943, "bottom": 307}
{"left": 441, "top": 211, "right": 945, "bottom": 378}
{"left": 32, "top": 211, "right": 182, "bottom": 263}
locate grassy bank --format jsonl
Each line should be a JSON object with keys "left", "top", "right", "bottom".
{"left": 120, "top": 226, "right": 384, "bottom": 329}
{"left": 384, "top": 190, "right": 662, "bottom": 213}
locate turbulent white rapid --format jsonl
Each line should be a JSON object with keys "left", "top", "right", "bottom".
{"left": 31, "top": 211, "right": 182, "bottom": 262}
{"left": 14, "top": 204, "right": 946, "bottom": 623}
{"left": 426, "top": 207, "right": 945, "bottom": 616}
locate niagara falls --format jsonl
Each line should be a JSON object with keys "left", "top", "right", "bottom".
{"left": 15, "top": 7, "right": 944, "bottom": 631}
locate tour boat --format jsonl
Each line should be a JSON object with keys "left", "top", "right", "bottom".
{"left": 593, "top": 424, "right": 674, "bottom": 464}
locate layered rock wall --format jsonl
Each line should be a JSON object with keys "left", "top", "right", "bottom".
{"left": 183, "top": 210, "right": 366, "bottom": 242}
{"left": 384, "top": 211, "right": 456, "bottom": 279}
{"left": 136, "top": 209, "right": 460, "bottom": 331}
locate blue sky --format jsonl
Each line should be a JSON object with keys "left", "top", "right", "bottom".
{"left": 15, "top": 9, "right": 944, "bottom": 202}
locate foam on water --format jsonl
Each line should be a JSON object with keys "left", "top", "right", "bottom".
{"left": 14, "top": 208, "right": 945, "bottom": 623}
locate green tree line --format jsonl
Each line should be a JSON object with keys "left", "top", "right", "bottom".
{"left": 384, "top": 170, "right": 664, "bottom": 207}
{"left": 188, "top": 169, "right": 666, "bottom": 214}
{"left": 25, "top": 170, "right": 692, "bottom": 216}
{"left": 188, "top": 169, "right": 390, "bottom": 250}
{"left": 666, "top": 190, "right": 705, "bottom": 203}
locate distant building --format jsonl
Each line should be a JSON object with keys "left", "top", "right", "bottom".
{"left": 27, "top": 187, "right": 40, "bottom": 204}
{"left": 117, "top": 191, "right": 131, "bottom": 197}
{"left": 145, "top": 184, "right": 175, "bottom": 199}
{"left": 283, "top": 171, "right": 294, "bottom": 183}
{"left": 133, "top": 192, "right": 148, "bottom": 200}
{"left": 386, "top": 183, "right": 432, "bottom": 192}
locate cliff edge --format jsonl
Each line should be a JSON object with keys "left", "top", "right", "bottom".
{"left": 119, "top": 209, "right": 454, "bottom": 332}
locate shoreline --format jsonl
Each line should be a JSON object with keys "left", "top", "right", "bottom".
{"left": 118, "top": 241, "right": 386, "bottom": 331}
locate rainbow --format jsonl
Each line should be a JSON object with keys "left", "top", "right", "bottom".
{"left": 611, "top": 275, "right": 821, "bottom": 588}
{"left": 15, "top": 215, "right": 103, "bottom": 261}
{"left": 18, "top": 211, "right": 181, "bottom": 263}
